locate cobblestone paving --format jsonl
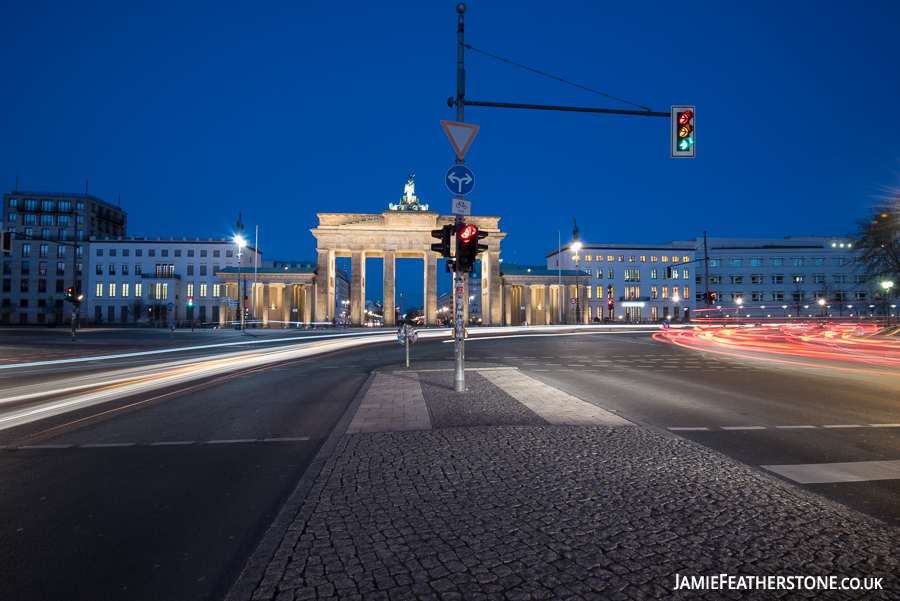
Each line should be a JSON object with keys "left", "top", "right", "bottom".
{"left": 250, "top": 426, "right": 900, "bottom": 600}
{"left": 418, "top": 371, "right": 549, "bottom": 428}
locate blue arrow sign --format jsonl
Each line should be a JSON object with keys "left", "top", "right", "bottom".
{"left": 445, "top": 165, "right": 475, "bottom": 196}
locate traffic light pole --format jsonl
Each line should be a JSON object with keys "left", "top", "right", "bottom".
{"left": 453, "top": 3, "right": 466, "bottom": 393}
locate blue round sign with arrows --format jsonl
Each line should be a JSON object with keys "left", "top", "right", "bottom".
{"left": 445, "top": 165, "right": 475, "bottom": 196}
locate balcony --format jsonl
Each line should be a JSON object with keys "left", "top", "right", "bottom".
{"left": 141, "top": 273, "right": 181, "bottom": 280}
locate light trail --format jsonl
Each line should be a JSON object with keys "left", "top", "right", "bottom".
{"left": 655, "top": 324, "right": 900, "bottom": 374}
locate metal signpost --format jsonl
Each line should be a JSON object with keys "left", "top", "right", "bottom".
{"left": 398, "top": 323, "right": 418, "bottom": 367}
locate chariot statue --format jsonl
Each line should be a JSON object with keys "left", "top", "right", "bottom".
{"left": 389, "top": 174, "right": 429, "bottom": 211}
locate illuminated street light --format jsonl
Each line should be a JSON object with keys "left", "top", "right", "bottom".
{"left": 883, "top": 281, "right": 894, "bottom": 326}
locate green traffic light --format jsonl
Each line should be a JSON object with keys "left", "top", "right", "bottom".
{"left": 679, "top": 137, "right": 694, "bottom": 151}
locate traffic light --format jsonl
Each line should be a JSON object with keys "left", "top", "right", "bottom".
{"left": 244, "top": 307, "right": 250, "bottom": 318}
{"left": 64, "top": 287, "right": 74, "bottom": 302}
{"left": 671, "top": 105, "right": 695, "bottom": 158}
{"left": 187, "top": 297, "right": 194, "bottom": 308}
{"left": 431, "top": 225, "right": 453, "bottom": 259}
{"left": 456, "top": 223, "right": 488, "bottom": 273}
{"left": 709, "top": 292, "right": 717, "bottom": 302}
{"left": 1, "top": 230, "right": 12, "bottom": 253}
{"left": 607, "top": 299, "right": 614, "bottom": 310}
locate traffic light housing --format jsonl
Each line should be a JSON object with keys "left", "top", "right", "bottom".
{"left": 64, "top": 287, "right": 74, "bottom": 302}
{"left": 671, "top": 105, "right": 695, "bottom": 158}
{"left": 1, "top": 230, "right": 12, "bottom": 253}
{"left": 244, "top": 307, "right": 250, "bottom": 318}
{"left": 455, "top": 223, "right": 488, "bottom": 273}
{"left": 431, "top": 225, "right": 453, "bottom": 259}
{"left": 709, "top": 292, "right": 717, "bottom": 302}
{"left": 607, "top": 299, "right": 614, "bottom": 310}
{"left": 187, "top": 297, "right": 194, "bottom": 308}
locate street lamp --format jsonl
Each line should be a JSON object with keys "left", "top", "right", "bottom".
{"left": 736, "top": 297, "right": 743, "bottom": 324}
{"left": 818, "top": 297, "right": 826, "bottom": 320}
{"left": 572, "top": 240, "right": 582, "bottom": 325}
{"left": 234, "top": 233, "right": 247, "bottom": 332}
{"left": 882, "top": 281, "right": 894, "bottom": 325}
{"left": 673, "top": 293, "right": 680, "bottom": 323}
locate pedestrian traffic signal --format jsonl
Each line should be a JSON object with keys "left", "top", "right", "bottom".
{"left": 607, "top": 299, "right": 614, "bottom": 308}
{"left": 671, "top": 106, "right": 695, "bottom": 158}
{"left": 709, "top": 292, "right": 717, "bottom": 302}
{"left": 244, "top": 307, "right": 250, "bottom": 318}
{"left": 64, "top": 287, "right": 74, "bottom": 302}
{"left": 187, "top": 297, "right": 194, "bottom": 307}
{"left": 431, "top": 225, "right": 453, "bottom": 259}
{"left": 455, "top": 223, "right": 488, "bottom": 273}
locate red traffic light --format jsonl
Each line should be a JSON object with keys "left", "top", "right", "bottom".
{"left": 678, "top": 110, "right": 694, "bottom": 125}
{"left": 458, "top": 225, "right": 477, "bottom": 242}
{"left": 607, "top": 299, "right": 614, "bottom": 307}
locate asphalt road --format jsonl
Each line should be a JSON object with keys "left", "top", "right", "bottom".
{"left": 1, "top": 326, "right": 899, "bottom": 600}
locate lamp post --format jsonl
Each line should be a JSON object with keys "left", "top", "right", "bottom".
{"left": 572, "top": 240, "right": 582, "bottom": 325}
{"left": 818, "top": 297, "right": 826, "bottom": 321}
{"left": 882, "top": 281, "right": 894, "bottom": 326}
{"left": 736, "top": 297, "right": 743, "bottom": 325}
{"left": 673, "top": 293, "right": 680, "bottom": 323}
{"left": 234, "top": 233, "right": 246, "bottom": 332}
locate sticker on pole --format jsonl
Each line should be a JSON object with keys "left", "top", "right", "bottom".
{"left": 451, "top": 198, "right": 471, "bottom": 216}
{"left": 441, "top": 120, "right": 480, "bottom": 160}
{"left": 398, "top": 325, "right": 418, "bottom": 344}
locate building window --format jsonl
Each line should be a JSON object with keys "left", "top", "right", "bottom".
{"left": 682, "top": 256, "right": 689, "bottom": 263}
{"left": 730, "top": 258, "right": 742, "bottom": 267}
{"left": 57, "top": 215, "right": 70, "bottom": 227}
{"left": 709, "top": 259, "right": 722, "bottom": 267}
{"left": 661, "top": 256, "right": 668, "bottom": 263}
{"left": 793, "top": 275, "right": 804, "bottom": 284}
{"left": 38, "top": 279, "right": 47, "bottom": 292}
{"left": 37, "top": 261, "right": 47, "bottom": 275}
{"left": 95, "top": 283, "right": 103, "bottom": 297}
{"left": 174, "top": 249, "right": 181, "bottom": 257}
{"left": 187, "top": 283, "right": 194, "bottom": 298}
{"left": 201, "top": 250, "right": 208, "bottom": 258}
{"left": 96, "top": 264, "right": 103, "bottom": 275}
{"left": 682, "top": 269, "right": 689, "bottom": 280}
{"left": 651, "top": 286, "right": 658, "bottom": 299}
{"left": 629, "top": 255, "right": 635, "bottom": 262}
{"left": 187, "top": 265, "right": 194, "bottom": 276}
{"left": 134, "top": 264, "right": 142, "bottom": 275}
{"left": 709, "top": 276, "right": 721, "bottom": 284}
{"left": 584, "top": 255, "right": 591, "bottom": 262}
{"left": 813, "top": 274, "right": 825, "bottom": 284}
{"left": 662, "top": 286, "right": 668, "bottom": 299}
{"left": 672, "top": 256, "right": 680, "bottom": 263}
{"left": 109, "top": 264, "right": 116, "bottom": 275}
{"left": 148, "top": 249, "right": 155, "bottom": 257}
{"left": 135, "top": 283, "right": 142, "bottom": 297}
{"left": 56, "top": 262, "right": 65, "bottom": 275}
{"left": 594, "top": 286, "right": 602, "bottom": 299}
{"left": 188, "top": 249, "right": 195, "bottom": 257}
{"left": 40, "top": 215, "right": 53, "bottom": 226}
{"left": 813, "top": 257, "right": 824, "bottom": 266}
{"left": 750, "top": 258, "right": 763, "bottom": 267}
{"left": 650, "top": 269, "right": 657, "bottom": 279}
{"left": 213, "top": 250, "right": 221, "bottom": 258}
{"left": 135, "top": 249, "right": 142, "bottom": 257}
{"left": 730, "top": 276, "right": 742, "bottom": 284}
{"left": 833, "top": 257, "right": 844, "bottom": 266}
{"left": 792, "top": 258, "right": 804, "bottom": 266}
{"left": 122, "top": 283, "right": 130, "bottom": 298}
{"left": 161, "top": 249, "right": 168, "bottom": 257}
{"left": 213, "top": 284, "right": 220, "bottom": 298}
{"left": 650, "top": 256, "right": 657, "bottom": 262}
{"left": 226, "top": 250, "right": 234, "bottom": 258}
{"left": 23, "top": 214, "right": 36, "bottom": 225}
{"left": 596, "top": 269, "right": 603, "bottom": 279}
{"left": 56, "top": 246, "right": 65, "bottom": 258}
{"left": 834, "top": 275, "right": 845, "bottom": 284}
{"left": 587, "top": 287, "right": 592, "bottom": 299}
{"left": 751, "top": 275, "right": 764, "bottom": 284}
{"left": 771, "top": 275, "right": 784, "bottom": 284}
{"left": 109, "top": 283, "right": 116, "bottom": 298}
{"left": 20, "top": 261, "right": 30, "bottom": 275}
{"left": 731, "top": 292, "right": 743, "bottom": 302}
{"left": 773, "top": 292, "right": 784, "bottom": 302}
{"left": 854, "top": 275, "right": 866, "bottom": 284}
{"left": 38, "top": 244, "right": 48, "bottom": 258}
{"left": 607, "top": 269, "right": 614, "bottom": 279}
{"left": 200, "top": 265, "right": 207, "bottom": 276}
{"left": 683, "top": 286, "right": 689, "bottom": 299}
{"left": 1, "top": 279, "right": 9, "bottom": 292}
{"left": 752, "top": 292, "right": 763, "bottom": 302}
{"left": 58, "top": 229, "right": 68, "bottom": 241}
{"left": 96, "top": 248, "right": 104, "bottom": 257}
{"left": 122, "top": 264, "right": 129, "bottom": 275}
{"left": 200, "top": 283, "right": 208, "bottom": 298}
{"left": 855, "top": 292, "right": 867, "bottom": 301}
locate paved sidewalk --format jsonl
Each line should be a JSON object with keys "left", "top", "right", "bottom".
{"left": 235, "top": 367, "right": 900, "bottom": 600}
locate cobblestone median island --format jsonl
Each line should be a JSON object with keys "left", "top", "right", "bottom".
{"left": 252, "top": 426, "right": 900, "bottom": 600}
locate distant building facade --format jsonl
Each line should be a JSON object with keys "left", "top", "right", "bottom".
{"left": 87, "top": 237, "right": 260, "bottom": 325}
{"left": 549, "top": 235, "right": 869, "bottom": 322}
{"left": 2, "top": 190, "right": 127, "bottom": 324}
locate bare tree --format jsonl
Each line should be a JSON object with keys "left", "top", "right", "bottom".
{"left": 129, "top": 298, "right": 147, "bottom": 324}
{"left": 0, "top": 302, "right": 17, "bottom": 323}
{"left": 849, "top": 196, "right": 900, "bottom": 284}
{"left": 792, "top": 278, "right": 805, "bottom": 317}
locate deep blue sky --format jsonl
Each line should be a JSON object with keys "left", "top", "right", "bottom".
{"left": 3, "top": 1, "right": 899, "bottom": 304}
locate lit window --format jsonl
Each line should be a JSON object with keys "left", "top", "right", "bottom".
{"left": 135, "top": 283, "right": 142, "bottom": 297}
{"left": 661, "top": 256, "right": 668, "bottom": 263}
{"left": 607, "top": 255, "right": 613, "bottom": 262}
{"left": 200, "top": 283, "right": 208, "bottom": 298}
{"left": 109, "top": 283, "right": 116, "bottom": 298}
{"left": 95, "top": 283, "right": 103, "bottom": 297}
{"left": 122, "top": 283, "right": 130, "bottom": 298}
{"left": 584, "top": 255, "right": 591, "bottom": 262}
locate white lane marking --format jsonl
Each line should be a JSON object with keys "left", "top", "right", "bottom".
{"left": 18, "top": 444, "right": 72, "bottom": 449}
{"left": 776, "top": 425, "right": 817, "bottom": 429}
{"left": 207, "top": 439, "right": 257, "bottom": 444}
{"left": 263, "top": 437, "right": 310, "bottom": 442}
{"left": 822, "top": 425, "right": 867, "bottom": 428}
{"left": 150, "top": 441, "right": 194, "bottom": 445}
{"left": 532, "top": 369, "right": 549, "bottom": 371}
{"left": 668, "top": 427, "right": 709, "bottom": 431}
{"left": 523, "top": 363, "right": 539, "bottom": 365}
{"left": 762, "top": 460, "right": 900, "bottom": 484}
{"left": 321, "top": 366, "right": 339, "bottom": 369}
{"left": 721, "top": 426, "right": 767, "bottom": 430}
{"left": 81, "top": 443, "right": 136, "bottom": 447}
{"left": 872, "top": 423, "right": 900, "bottom": 427}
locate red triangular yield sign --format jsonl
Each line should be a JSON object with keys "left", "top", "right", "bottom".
{"left": 441, "top": 120, "right": 480, "bottom": 160}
